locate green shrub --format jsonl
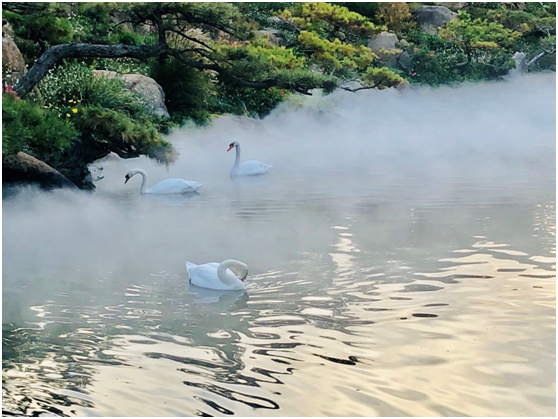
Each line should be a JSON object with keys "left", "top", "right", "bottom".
{"left": 214, "top": 84, "right": 290, "bottom": 118}
{"left": 2, "top": 93, "right": 78, "bottom": 159}
{"left": 405, "top": 30, "right": 464, "bottom": 85}
{"left": 237, "top": 2, "right": 295, "bottom": 26}
{"left": 34, "top": 61, "right": 176, "bottom": 187}
{"left": 72, "top": 106, "right": 174, "bottom": 162}
{"left": 86, "top": 57, "right": 152, "bottom": 76}
{"left": 39, "top": 61, "right": 146, "bottom": 115}
{"left": 3, "top": 5, "right": 74, "bottom": 62}
{"left": 150, "top": 58, "right": 217, "bottom": 124}
{"left": 340, "top": 2, "right": 380, "bottom": 20}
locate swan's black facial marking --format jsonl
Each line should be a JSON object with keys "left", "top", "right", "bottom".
{"left": 124, "top": 174, "right": 130, "bottom": 184}
{"left": 227, "top": 143, "right": 235, "bottom": 152}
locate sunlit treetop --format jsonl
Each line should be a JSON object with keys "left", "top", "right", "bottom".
{"left": 280, "top": 2, "right": 383, "bottom": 41}
{"left": 439, "top": 12, "right": 522, "bottom": 53}
{"left": 277, "top": 2, "right": 404, "bottom": 91}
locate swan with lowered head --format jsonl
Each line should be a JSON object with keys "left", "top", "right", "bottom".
{"left": 186, "top": 259, "right": 248, "bottom": 291}
{"left": 124, "top": 169, "right": 202, "bottom": 194}
{"left": 227, "top": 141, "right": 272, "bottom": 177}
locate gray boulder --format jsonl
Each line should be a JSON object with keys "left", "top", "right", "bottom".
{"left": 2, "top": 33, "right": 26, "bottom": 86}
{"left": 511, "top": 52, "right": 528, "bottom": 75}
{"left": 433, "top": 2, "right": 468, "bottom": 11}
{"left": 92, "top": 70, "right": 170, "bottom": 118}
{"left": 257, "top": 28, "right": 286, "bottom": 47}
{"left": 367, "top": 31, "right": 401, "bottom": 67}
{"left": 412, "top": 5, "right": 458, "bottom": 34}
{"left": 2, "top": 152, "right": 78, "bottom": 190}
{"left": 397, "top": 51, "right": 412, "bottom": 71}
{"left": 502, "top": 2, "right": 525, "bottom": 11}
{"left": 368, "top": 31, "right": 399, "bottom": 53}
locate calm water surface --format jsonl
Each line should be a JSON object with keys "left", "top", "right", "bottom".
{"left": 3, "top": 77, "right": 556, "bottom": 416}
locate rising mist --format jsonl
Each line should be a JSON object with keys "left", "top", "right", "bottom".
{"left": 3, "top": 73, "right": 556, "bottom": 295}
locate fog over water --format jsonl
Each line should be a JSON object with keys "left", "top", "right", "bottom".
{"left": 3, "top": 74, "right": 556, "bottom": 416}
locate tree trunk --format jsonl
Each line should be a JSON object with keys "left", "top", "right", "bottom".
{"left": 14, "top": 43, "right": 169, "bottom": 98}
{"left": 14, "top": 40, "right": 325, "bottom": 99}
{"left": 527, "top": 48, "right": 556, "bottom": 67}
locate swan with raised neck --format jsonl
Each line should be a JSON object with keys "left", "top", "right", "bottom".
{"left": 124, "top": 168, "right": 203, "bottom": 194}
{"left": 227, "top": 141, "right": 272, "bottom": 177}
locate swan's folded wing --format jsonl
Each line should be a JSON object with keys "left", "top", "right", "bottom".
{"left": 149, "top": 178, "right": 201, "bottom": 194}
{"left": 186, "top": 262, "right": 220, "bottom": 277}
{"left": 189, "top": 264, "right": 232, "bottom": 290}
{"left": 239, "top": 160, "right": 272, "bottom": 175}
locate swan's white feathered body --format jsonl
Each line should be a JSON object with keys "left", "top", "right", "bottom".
{"left": 228, "top": 141, "right": 272, "bottom": 177}
{"left": 186, "top": 260, "right": 248, "bottom": 291}
{"left": 125, "top": 169, "right": 202, "bottom": 194}
{"left": 145, "top": 178, "right": 203, "bottom": 194}
{"left": 232, "top": 160, "right": 273, "bottom": 177}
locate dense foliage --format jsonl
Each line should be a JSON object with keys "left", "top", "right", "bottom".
{"left": 3, "top": 61, "right": 174, "bottom": 187}
{"left": 2, "top": 2, "right": 555, "bottom": 188}
{"left": 2, "top": 92, "right": 77, "bottom": 159}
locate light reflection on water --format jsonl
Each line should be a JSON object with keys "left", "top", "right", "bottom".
{"left": 3, "top": 76, "right": 556, "bottom": 417}
{"left": 3, "top": 174, "right": 555, "bottom": 416}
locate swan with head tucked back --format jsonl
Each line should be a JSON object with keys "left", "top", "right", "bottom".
{"left": 186, "top": 259, "right": 248, "bottom": 291}
{"left": 124, "top": 169, "right": 202, "bottom": 194}
{"left": 227, "top": 141, "right": 272, "bottom": 177}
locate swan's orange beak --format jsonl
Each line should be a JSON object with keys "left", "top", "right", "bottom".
{"left": 227, "top": 144, "right": 234, "bottom": 152}
{"left": 124, "top": 175, "right": 130, "bottom": 184}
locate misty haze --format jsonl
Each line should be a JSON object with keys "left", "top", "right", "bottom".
{"left": 3, "top": 73, "right": 555, "bottom": 416}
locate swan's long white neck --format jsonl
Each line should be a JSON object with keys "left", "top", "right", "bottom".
{"left": 234, "top": 144, "right": 241, "bottom": 167}
{"left": 217, "top": 259, "right": 247, "bottom": 285}
{"left": 134, "top": 169, "right": 149, "bottom": 193}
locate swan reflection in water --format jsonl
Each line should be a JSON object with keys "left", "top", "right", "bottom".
{"left": 144, "top": 191, "right": 201, "bottom": 206}
{"left": 189, "top": 286, "right": 249, "bottom": 307}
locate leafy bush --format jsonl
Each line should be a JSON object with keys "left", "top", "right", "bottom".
{"left": 86, "top": 57, "right": 152, "bottom": 76}
{"left": 71, "top": 106, "right": 175, "bottom": 165}
{"left": 69, "top": 2, "right": 122, "bottom": 44}
{"left": 214, "top": 84, "right": 290, "bottom": 118}
{"left": 237, "top": 2, "right": 295, "bottom": 26}
{"left": 150, "top": 58, "right": 216, "bottom": 124}
{"left": 39, "top": 61, "right": 146, "bottom": 115}
{"left": 405, "top": 30, "right": 465, "bottom": 85}
{"left": 34, "top": 61, "right": 176, "bottom": 187}
{"left": 2, "top": 93, "right": 77, "bottom": 159}
{"left": 376, "top": 2, "right": 413, "bottom": 32}
{"left": 340, "top": 2, "right": 381, "bottom": 20}
{"left": 3, "top": 4, "right": 74, "bottom": 62}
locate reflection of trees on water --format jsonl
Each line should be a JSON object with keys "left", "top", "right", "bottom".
{"left": 2, "top": 322, "right": 113, "bottom": 416}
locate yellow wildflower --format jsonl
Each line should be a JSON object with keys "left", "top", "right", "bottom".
{"left": 66, "top": 113, "right": 71, "bottom": 117}
{"left": 72, "top": 108, "right": 78, "bottom": 113}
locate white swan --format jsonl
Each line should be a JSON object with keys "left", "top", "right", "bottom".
{"left": 124, "top": 169, "right": 202, "bottom": 194}
{"left": 227, "top": 141, "right": 272, "bottom": 176}
{"left": 186, "top": 259, "right": 248, "bottom": 291}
